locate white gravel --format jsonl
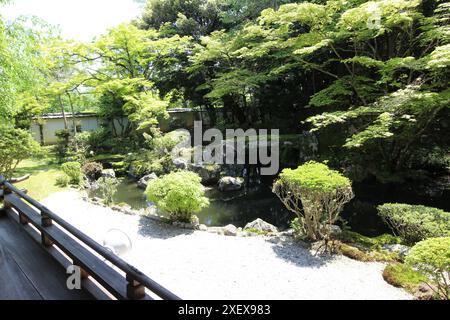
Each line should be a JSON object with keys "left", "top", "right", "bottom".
{"left": 42, "top": 190, "right": 412, "bottom": 300}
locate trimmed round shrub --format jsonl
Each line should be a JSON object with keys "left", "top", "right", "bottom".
{"left": 61, "top": 161, "right": 82, "bottom": 185}
{"left": 82, "top": 161, "right": 103, "bottom": 181}
{"left": 146, "top": 171, "right": 209, "bottom": 223}
{"left": 378, "top": 203, "right": 450, "bottom": 244}
{"left": 406, "top": 237, "right": 450, "bottom": 300}
{"left": 273, "top": 161, "right": 354, "bottom": 241}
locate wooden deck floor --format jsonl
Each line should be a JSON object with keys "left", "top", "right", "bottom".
{"left": 0, "top": 211, "right": 92, "bottom": 300}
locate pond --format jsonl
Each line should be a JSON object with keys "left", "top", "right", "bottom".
{"left": 89, "top": 178, "right": 292, "bottom": 229}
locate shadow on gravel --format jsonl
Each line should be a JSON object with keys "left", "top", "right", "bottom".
{"left": 271, "top": 240, "right": 335, "bottom": 268}
{"left": 137, "top": 216, "right": 195, "bottom": 240}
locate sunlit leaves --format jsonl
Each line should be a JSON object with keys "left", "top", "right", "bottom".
{"left": 425, "top": 44, "right": 450, "bottom": 70}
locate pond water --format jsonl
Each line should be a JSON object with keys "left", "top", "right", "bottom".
{"left": 90, "top": 178, "right": 292, "bottom": 229}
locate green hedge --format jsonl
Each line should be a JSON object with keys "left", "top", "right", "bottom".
{"left": 378, "top": 203, "right": 450, "bottom": 244}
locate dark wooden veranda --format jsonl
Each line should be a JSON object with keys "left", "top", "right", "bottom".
{"left": 0, "top": 176, "right": 180, "bottom": 300}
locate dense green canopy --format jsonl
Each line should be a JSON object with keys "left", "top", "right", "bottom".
{"left": 1, "top": 0, "right": 449, "bottom": 184}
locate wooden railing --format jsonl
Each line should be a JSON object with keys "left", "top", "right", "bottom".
{"left": 0, "top": 175, "right": 180, "bottom": 300}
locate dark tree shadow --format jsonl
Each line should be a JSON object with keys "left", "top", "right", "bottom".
{"left": 137, "top": 215, "right": 195, "bottom": 240}
{"left": 270, "top": 239, "right": 336, "bottom": 268}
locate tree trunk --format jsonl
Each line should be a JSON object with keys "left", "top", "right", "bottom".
{"left": 66, "top": 92, "right": 77, "bottom": 134}
{"left": 58, "top": 95, "right": 68, "bottom": 130}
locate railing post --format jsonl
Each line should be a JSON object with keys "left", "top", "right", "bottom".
{"left": 41, "top": 207, "right": 54, "bottom": 247}
{"left": 126, "top": 274, "right": 145, "bottom": 300}
{"left": 2, "top": 179, "right": 12, "bottom": 211}
{"left": 72, "top": 259, "right": 89, "bottom": 279}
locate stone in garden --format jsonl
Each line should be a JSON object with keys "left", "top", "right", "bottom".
{"left": 218, "top": 176, "right": 244, "bottom": 192}
{"left": 244, "top": 218, "right": 278, "bottom": 233}
{"left": 191, "top": 215, "right": 200, "bottom": 227}
{"left": 189, "top": 163, "right": 221, "bottom": 184}
{"left": 223, "top": 224, "right": 238, "bottom": 236}
{"left": 173, "top": 158, "right": 188, "bottom": 170}
{"left": 101, "top": 169, "right": 116, "bottom": 179}
{"left": 199, "top": 224, "right": 208, "bottom": 231}
{"left": 137, "top": 173, "right": 158, "bottom": 190}
{"left": 382, "top": 244, "right": 411, "bottom": 257}
{"left": 414, "top": 283, "right": 436, "bottom": 300}
{"left": 208, "top": 227, "right": 225, "bottom": 236}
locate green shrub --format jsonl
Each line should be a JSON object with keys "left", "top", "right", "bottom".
{"left": 406, "top": 237, "right": 450, "bottom": 300}
{"left": 68, "top": 132, "right": 92, "bottom": 163}
{"left": 0, "top": 125, "right": 40, "bottom": 179}
{"left": 98, "top": 177, "right": 120, "bottom": 206}
{"left": 383, "top": 263, "right": 428, "bottom": 294}
{"left": 273, "top": 161, "right": 354, "bottom": 241}
{"left": 378, "top": 203, "right": 450, "bottom": 244}
{"left": 61, "top": 161, "right": 82, "bottom": 185}
{"left": 337, "top": 242, "right": 399, "bottom": 262}
{"left": 82, "top": 161, "right": 103, "bottom": 181}
{"left": 55, "top": 129, "right": 71, "bottom": 161}
{"left": 146, "top": 171, "right": 209, "bottom": 223}
{"left": 55, "top": 174, "right": 70, "bottom": 187}
{"left": 339, "top": 230, "right": 402, "bottom": 250}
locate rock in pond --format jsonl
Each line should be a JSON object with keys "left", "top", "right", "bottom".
{"left": 244, "top": 218, "right": 278, "bottom": 234}
{"left": 382, "top": 244, "right": 411, "bottom": 257}
{"left": 218, "top": 176, "right": 244, "bottom": 192}
{"left": 189, "top": 163, "right": 221, "bottom": 185}
{"left": 137, "top": 173, "right": 158, "bottom": 190}
{"left": 101, "top": 169, "right": 116, "bottom": 179}
{"left": 223, "top": 224, "right": 238, "bottom": 236}
{"left": 173, "top": 158, "right": 188, "bottom": 170}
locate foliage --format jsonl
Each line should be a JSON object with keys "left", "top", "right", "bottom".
{"left": 406, "top": 237, "right": 450, "bottom": 299}
{"left": 146, "top": 171, "right": 209, "bottom": 222}
{"left": 0, "top": 15, "right": 54, "bottom": 123}
{"left": 383, "top": 263, "right": 429, "bottom": 294}
{"left": 127, "top": 130, "right": 188, "bottom": 177}
{"left": 55, "top": 174, "right": 70, "bottom": 187}
{"left": 339, "top": 230, "right": 403, "bottom": 250}
{"left": 82, "top": 162, "right": 103, "bottom": 181}
{"left": 97, "top": 177, "right": 120, "bottom": 206}
{"left": 0, "top": 125, "right": 41, "bottom": 179}
{"left": 54, "top": 129, "right": 71, "bottom": 161}
{"left": 68, "top": 132, "right": 92, "bottom": 163}
{"left": 378, "top": 203, "right": 450, "bottom": 244}
{"left": 337, "top": 241, "right": 400, "bottom": 263}
{"left": 186, "top": 0, "right": 450, "bottom": 181}
{"left": 273, "top": 162, "right": 354, "bottom": 241}
{"left": 61, "top": 161, "right": 83, "bottom": 185}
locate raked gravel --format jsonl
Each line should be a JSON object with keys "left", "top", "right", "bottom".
{"left": 42, "top": 190, "right": 412, "bottom": 300}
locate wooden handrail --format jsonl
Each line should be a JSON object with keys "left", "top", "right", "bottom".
{"left": 0, "top": 175, "right": 180, "bottom": 300}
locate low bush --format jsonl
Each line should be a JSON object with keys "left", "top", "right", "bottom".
{"left": 55, "top": 174, "right": 70, "bottom": 187}
{"left": 0, "top": 125, "right": 40, "bottom": 179}
{"left": 406, "top": 237, "right": 450, "bottom": 300}
{"left": 378, "top": 203, "right": 450, "bottom": 244}
{"left": 68, "top": 132, "right": 92, "bottom": 163}
{"left": 273, "top": 161, "right": 354, "bottom": 241}
{"left": 61, "top": 161, "right": 82, "bottom": 185}
{"left": 339, "top": 230, "right": 402, "bottom": 250}
{"left": 82, "top": 162, "right": 103, "bottom": 181}
{"left": 54, "top": 129, "right": 71, "bottom": 162}
{"left": 97, "top": 177, "right": 120, "bottom": 206}
{"left": 383, "top": 263, "right": 428, "bottom": 294}
{"left": 337, "top": 242, "right": 399, "bottom": 262}
{"left": 146, "top": 171, "right": 209, "bottom": 223}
